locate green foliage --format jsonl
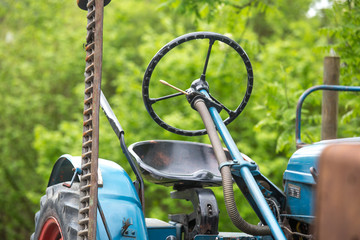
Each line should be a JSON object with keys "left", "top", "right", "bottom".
{"left": 320, "top": 0, "right": 360, "bottom": 138}
{"left": 0, "top": 1, "right": 84, "bottom": 238}
{"left": 322, "top": 0, "right": 360, "bottom": 84}
{"left": 1, "top": 0, "right": 359, "bottom": 239}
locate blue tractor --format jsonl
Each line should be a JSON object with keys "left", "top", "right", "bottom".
{"left": 31, "top": 1, "right": 360, "bottom": 240}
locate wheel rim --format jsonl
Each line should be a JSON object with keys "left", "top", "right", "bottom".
{"left": 39, "top": 217, "right": 63, "bottom": 240}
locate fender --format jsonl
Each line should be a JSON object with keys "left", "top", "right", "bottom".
{"left": 48, "top": 154, "right": 148, "bottom": 239}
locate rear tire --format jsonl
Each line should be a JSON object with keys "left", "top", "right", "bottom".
{"left": 31, "top": 183, "right": 79, "bottom": 240}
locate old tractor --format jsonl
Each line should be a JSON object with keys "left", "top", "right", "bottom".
{"left": 31, "top": 0, "right": 360, "bottom": 239}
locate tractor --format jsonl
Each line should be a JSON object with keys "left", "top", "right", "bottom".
{"left": 31, "top": 0, "right": 360, "bottom": 239}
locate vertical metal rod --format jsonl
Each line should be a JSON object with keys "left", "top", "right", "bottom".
{"left": 97, "top": 201, "right": 112, "bottom": 240}
{"left": 321, "top": 56, "right": 340, "bottom": 140}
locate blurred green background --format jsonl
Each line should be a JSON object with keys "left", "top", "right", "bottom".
{"left": 0, "top": 0, "right": 359, "bottom": 239}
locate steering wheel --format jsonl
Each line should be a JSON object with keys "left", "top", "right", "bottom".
{"left": 142, "top": 32, "right": 253, "bottom": 136}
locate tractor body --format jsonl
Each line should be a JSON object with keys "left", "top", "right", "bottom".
{"left": 283, "top": 137, "right": 360, "bottom": 228}
{"left": 44, "top": 137, "right": 360, "bottom": 239}
{"left": 47, "top": 155, "right": 150, "bottom": 239}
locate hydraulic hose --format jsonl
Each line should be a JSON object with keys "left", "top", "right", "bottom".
{"left": 194, "top": 99, "right": 271, "bottom": 236}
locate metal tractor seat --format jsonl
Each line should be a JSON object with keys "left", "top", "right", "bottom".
{"left": 129, "top": 140, "right": 232, "bottom": 188}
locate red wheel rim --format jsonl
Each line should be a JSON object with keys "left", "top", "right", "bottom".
{"left": 39, "top": 217, "right": 63, "bottom": 240}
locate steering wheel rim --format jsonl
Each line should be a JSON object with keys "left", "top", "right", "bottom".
{"left": 142, "top": 32, "right": 253, "bottom": 136}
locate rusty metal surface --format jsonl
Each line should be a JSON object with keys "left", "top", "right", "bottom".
{"left": 78, "top": 0, "right": 104, "bottom": 239}
{"left": 316, "top": 144, "right": 360, "bottom": 240}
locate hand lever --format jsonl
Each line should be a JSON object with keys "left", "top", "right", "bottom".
{"left": 159, "top": 80, "right": 189, "bottom": 95}
{"left": 63, "top": 167, "right": 82, "bottom": 188}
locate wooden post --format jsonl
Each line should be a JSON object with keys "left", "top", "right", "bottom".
{"left": 321, "top": 56, "right": 340, "bottom": 140}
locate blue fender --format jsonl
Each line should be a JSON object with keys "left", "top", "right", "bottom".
{"left": 48, "top": 154, "right": 148, "bottom": 240}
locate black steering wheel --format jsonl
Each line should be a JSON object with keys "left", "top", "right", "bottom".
{"left": 142, "top": 32, "right": 253, "bottom": 136}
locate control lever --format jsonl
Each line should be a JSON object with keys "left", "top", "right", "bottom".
{"left": 63, "top": 167, "right": 82, "bottom": 188}
{"left": 159, "top": 80, "right": 189, "bottom": 95}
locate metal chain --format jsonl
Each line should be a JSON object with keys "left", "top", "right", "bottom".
{"left": 78, "top": 0, "right": 104, "bottom": 239}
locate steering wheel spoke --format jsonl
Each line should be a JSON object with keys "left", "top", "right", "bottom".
{"left": 142, "top": 32, "right": 253, "bottom": 136}
{"left": 149, "top": 92, "right": 184, "bottom": 104}
{"left": 200, "top": 38, "right": 215, "bottom": 81}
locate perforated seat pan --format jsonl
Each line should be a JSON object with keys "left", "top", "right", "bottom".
{"left": 128, "top": 140, "right": 232, "bottom": 187}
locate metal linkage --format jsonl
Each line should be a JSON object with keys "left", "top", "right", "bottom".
{"left": 78, "top": 0, "right": 104, "bottom": 239}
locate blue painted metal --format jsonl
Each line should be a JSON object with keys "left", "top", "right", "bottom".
{"left": 194, "top": 233, "right": 273, "bottom": 239}
{"left": 194, "top": 235, "right": 218, "bottom": 240}
{"left": 100, "top": 91, "right": 146, "bottom": 211}
{"left": 50, "top": 154, "right": 149, "bottom": 240}
{"left": 240, "top": 167, "right": 285, "bottom": 239}
{"left": 48, "top": 154, "right": 181, "bottom": 239}
{"left": 199, "top": 90, "right": 245, "bottom": 165}
{"left": 199, "top": 90, "right": 286, "bottom": 239}
{"left": 231, "top": 168, "right": 286, "bottom": 225}
{"left": 283, "top": 180, "right": 314, "bottom": 224}
{"left": 295, "top": 85, "right": 360, "bottom": 146}
{"left": 146, "top": 224, "right": 178, "bottom": 240}
{"left": 284, "top": 137, "right": 360, "bottom": 224}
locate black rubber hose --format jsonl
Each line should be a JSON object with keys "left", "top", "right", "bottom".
{"left": 194, "top": 99, "right": 271, "bottom": 236}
